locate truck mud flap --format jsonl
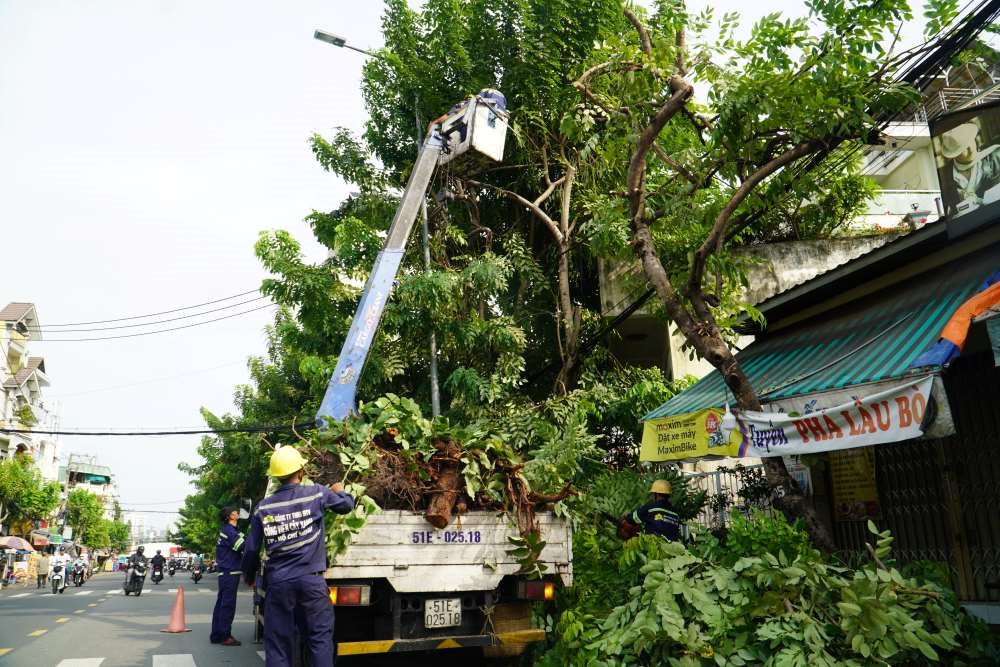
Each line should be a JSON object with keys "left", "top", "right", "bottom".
{"left": 337, "top": 629, "right": 545, "bottom": 655}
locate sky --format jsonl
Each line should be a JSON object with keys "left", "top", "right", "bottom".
{"left": 0, "top": 0, "right": 938, "bottom": 530}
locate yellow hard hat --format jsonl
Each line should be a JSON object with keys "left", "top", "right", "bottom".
{"left": 268, "top": 446, "right": 306, "bottom": 478}
{"left": 650, "top": 480, "right": 672, "bottom": 495}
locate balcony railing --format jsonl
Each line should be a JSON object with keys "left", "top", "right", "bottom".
{"left": 851, "top": 189, "right": 942, "bottom": 232}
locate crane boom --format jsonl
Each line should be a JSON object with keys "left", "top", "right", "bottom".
{"left": 316, "top": 90, "right": 508, "bottom": 426}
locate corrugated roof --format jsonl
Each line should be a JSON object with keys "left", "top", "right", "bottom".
{"left": 645, "top": 245, "right": 997, "bottom": 420}
{"left": 0, "top": 302, "right": 34, "bottom": 323}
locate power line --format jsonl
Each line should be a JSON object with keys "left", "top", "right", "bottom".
{"left": 0, "top": 424, "right": 292, "bottom": 436}
{"left": 37, "top": 304, "right": 277, "bottom": 342}
{"left": 47, "top": 360, "right": 247, "bottom": 399}
{"left": 39, "top": 288, "right": 262, "bottom": 327}
{"left": 26, "top": 296, "right": 269, "bottom": 333}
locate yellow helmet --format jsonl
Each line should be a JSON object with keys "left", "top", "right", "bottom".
{"left": 649, "top": 480, "right": 672, "bottom": 495}
{"left": 268, "top": 446, "right": 306, "bottom": 478}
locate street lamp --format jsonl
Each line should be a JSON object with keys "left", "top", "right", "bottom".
{"left": 313, "top": 28, "right": 442, "bottom": 418}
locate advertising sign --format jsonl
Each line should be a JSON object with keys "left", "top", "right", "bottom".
{"left": 931, "top": 100, "right": 1000, "bottom": 232}
{"left": 830, "top": 448, "right": 881, "bottom": 521}
{"left": 736, "top": 376, "right": 934, "bottom": 458}
{"left": 640, "top": 407, "right": 741, "bottom": 462}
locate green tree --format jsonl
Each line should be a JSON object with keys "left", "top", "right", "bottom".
{"left": 107, "top": 520, "right": 130, "bottom": 552}
{"left": 0, "top": 454, "right": 60, "bottom": 534}
{"left": 65, "top": 488, "right": 105, "bottom": 547}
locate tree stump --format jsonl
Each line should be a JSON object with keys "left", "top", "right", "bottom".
{"left": 425, "top": 441, "right": 462, "bottom": 529}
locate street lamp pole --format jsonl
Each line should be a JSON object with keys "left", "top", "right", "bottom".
{"left": 314, "top": 29, "right": 441, "bottom": 417}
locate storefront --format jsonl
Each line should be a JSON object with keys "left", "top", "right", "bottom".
{"left": 640, "top": 222, "right": 1000, "bottom": 610}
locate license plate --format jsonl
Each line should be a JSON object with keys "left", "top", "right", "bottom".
{"left": 424, "top": 598, "right": 462, "bottom": 628}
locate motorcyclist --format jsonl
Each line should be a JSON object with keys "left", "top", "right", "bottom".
{"left": 50, "top": 548, "right": 70, "bottom": 592}
{"left": 130, "top": 545, "right": 147, "bottom": 568}
{"left": 73, "top": 555, "right": 88, "bottom": 584}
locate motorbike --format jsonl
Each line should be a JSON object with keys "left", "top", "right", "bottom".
{"left": 123, "top": 561, "right": 148, "bottom": 596}
{"left": 168, "top": 563, "right": 176, "bottom": 578}
{"left": 50, "top": 564, "right": 67, "bottom": 594}
{"left": 190, "top": 564, "right": 202, "bottom": 584}
{"left": 73, "top": 564, "right": 86, "bottom": 587}
{"left": 151, "top": 565, "right": 163, "bottom": 585}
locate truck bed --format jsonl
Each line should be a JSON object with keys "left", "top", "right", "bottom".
{"left": 326, "top": 510, "right": 573, "bottom": 593}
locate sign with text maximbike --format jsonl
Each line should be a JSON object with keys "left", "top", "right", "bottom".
{"left": 736, "top": 376, "right": 935, "bottom": 458}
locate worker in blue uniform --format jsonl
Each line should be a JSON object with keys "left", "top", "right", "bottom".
{"left": 242, "top": 446, "right": 355, "bottom": 666}
{"left": 210, "top": 505, "right": 246, "bottom": 646}
{"left": 622, "top": 480, "right": 683, "bottom": 541}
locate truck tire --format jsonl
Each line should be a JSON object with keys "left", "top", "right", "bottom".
{"left": 482, "top": 602, "right": 532, "bottom": 659}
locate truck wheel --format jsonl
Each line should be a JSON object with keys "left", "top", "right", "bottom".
{"left": 482, "top": 602, "right": 532, "bottom": 659}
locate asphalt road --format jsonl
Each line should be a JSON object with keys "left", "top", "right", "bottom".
{"left": 0, "top": 571, "right": 262, "bottom": 666}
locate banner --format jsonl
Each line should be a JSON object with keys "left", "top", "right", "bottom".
{"left": 736, "top": 376, "right": 935, "bottom": 458}
{"left": 640, "top": 407, "right": 741, "bottom": 462}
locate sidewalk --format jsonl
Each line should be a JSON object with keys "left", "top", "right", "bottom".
{"left": 0, "top": 571, "right": 120, "bottom": 596}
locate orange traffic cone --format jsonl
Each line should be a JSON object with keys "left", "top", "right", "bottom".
{"left": 161, "top": 586, "right": 192, "bottom": 633}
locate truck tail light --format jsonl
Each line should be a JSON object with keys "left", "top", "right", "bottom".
{"left": 328, "top": 585, "right": 371, "bottom": 606}
{"left": 517, "top": 581, "right": 555, "bottom": 601}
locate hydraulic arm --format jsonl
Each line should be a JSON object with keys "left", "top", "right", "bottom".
{"left": 316, "top": 90, "right": 508, "bottom": 426}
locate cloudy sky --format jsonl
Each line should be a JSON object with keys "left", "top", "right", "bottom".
{"left": 1, "top": 0, "right": 934, "bottom": 529}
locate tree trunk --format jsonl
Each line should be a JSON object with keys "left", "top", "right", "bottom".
{"left": 425, "top": 441, "right": 462, "bottom": 529}
{"left": 553, "top": 239, "right": 581, "bottom": 393}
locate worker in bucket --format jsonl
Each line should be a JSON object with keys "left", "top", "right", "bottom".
{"left": 210, "top": 505, "right": 245, "bottom": 646}
{"left": 242, "top": 446, "right": 354, "bottom": 666}
{"left": 620, "top": 480, "right": 683, "bottom": 541}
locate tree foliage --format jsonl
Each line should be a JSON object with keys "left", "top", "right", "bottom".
{"left": 65, "top": 488, "right": 105, "bottom": 547}
{"left": 0, "top": 454, "right": 60, "bottom": 534}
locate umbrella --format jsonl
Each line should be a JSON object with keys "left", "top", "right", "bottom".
{"left": 0, "top": 536, "right": 34, "bottom": 552}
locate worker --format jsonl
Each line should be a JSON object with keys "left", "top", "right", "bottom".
{"left": 622, "top": 480, "right": 683, "bottom": 541}
{"left": 242, "top": 446, "right": 355, "bottom": 666}
{"left": 210, "top": 505, "right": 246, "bottom": 646}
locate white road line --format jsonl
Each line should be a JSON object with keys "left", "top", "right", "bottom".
{"left": 168, "top": 588, "right": 178, "bottom": 593}
{"left": 257, "top": 650, "right": 266, "bottom": 660}
{"left": 55, "top": 659, "right": 105, "bottom": 667}
{"left": 8, "top": 593, "right": 30, "bottom": 598}
{"left": 73, "top": 590, "right": 93, "bottom": 596}
{"left": 152, "top": 655, "right": 197, "bottom": 667}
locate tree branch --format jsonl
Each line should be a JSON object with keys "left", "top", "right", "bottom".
{"left": 624, "top": 7, "right": 653, "bottom": 58}
{"left": 466, "top": 179, "right": 564, "bottom": 244}
{"left": 688, "top": 140, "right": 822, "bottom": 295}
{"left": 652, "top": 143, "right": 699, "bottom": 186}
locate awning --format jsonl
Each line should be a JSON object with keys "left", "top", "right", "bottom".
{"left": 30, "top": 530, "right": 49, "bottom": 546}
{"left": 645, "top": 247, "right": 999, "bottom": 421}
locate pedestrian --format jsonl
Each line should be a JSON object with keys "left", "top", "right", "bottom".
{"left": 209, "top": 505, "right": 246, "bottom": 646}
{"left": 242, "top": 446, "right": 354, "bottom": 666}
{"left": 621, "top": 480, "right": 683, "bottom": 541}
{"left": 37, "top": 552, "right": 50, "bottom": 589}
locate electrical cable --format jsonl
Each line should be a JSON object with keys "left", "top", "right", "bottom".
{"left": 38, "top": 288, "right": 263, "bottom": 327}
{"left": 0, "top": 424, "right": 292, "bottom": 436}
{"left": 36, "top": 304, "right": 277, "bottom": 342}
{"left": 24, "top": 296, "right": 269, "bottom": 333}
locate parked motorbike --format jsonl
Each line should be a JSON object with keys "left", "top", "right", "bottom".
{"left": 151, "top": 566, "right": 163, "bottom": 585}
{"left": 50, "top": 564, "right": 67, "bottom": 594}
{"left": 190, "top": 564, "right": 202, "bottom": 584}
{"left": 123, "top": 562, "right": 148, "bottom": 596}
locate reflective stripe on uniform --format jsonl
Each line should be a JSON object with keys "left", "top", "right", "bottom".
{"left": 232, "top": 536, "right": 245, "bottom": 551}
{"left": 256, "top": 491, "right": 324, "bottom": 512}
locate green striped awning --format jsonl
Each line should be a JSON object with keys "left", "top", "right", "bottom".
{"left": 644, "top": 250, "right": 997, "bottom": 420}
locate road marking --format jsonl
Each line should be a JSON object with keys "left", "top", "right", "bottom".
{"left": 56, "top": 659, "right": 106, "bottom": 666}
{"left": 74, "top": 609, "right": 85, "bottom": 614}
{"left": 56, "top": 617, "right": 70, "bottom": 623}
{"left": 168, "top": 588, "right": 178, "bottom": 593}
{"left": 8, "top": 593, "right": 30, "bottom": 598}
{"left": 74, "top": 590, "right": 93, "bottom": 596}
{"left": 152, "top": 655, "right": 197, "bottom": 667}
{"left": 257, "top": 650, "right": 265, "bottom": 660}
{"left": 88, "top": 603, "right": 97, "bottom": 607}
{"left": 99, "top": 598, "right": 107, "bottom": 602}
{"left": 27, "top": 629, "right": 47, "bottom": 637}
{"left": 0, "top": 649, "right": 12, "bottom": 656}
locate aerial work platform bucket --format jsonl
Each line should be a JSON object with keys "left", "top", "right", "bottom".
{"left": 436, "top": 89, "right": 509, "bottom": 174}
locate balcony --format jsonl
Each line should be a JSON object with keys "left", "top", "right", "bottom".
{"left": 851, "top": 189, "right": 942, "bottom": 232}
